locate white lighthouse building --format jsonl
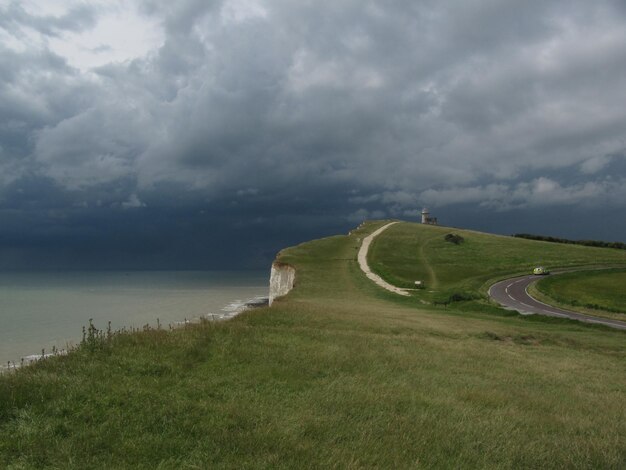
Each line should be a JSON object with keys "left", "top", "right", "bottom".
{"left": 421, "top": 208, "right": 438, "bottom": 225}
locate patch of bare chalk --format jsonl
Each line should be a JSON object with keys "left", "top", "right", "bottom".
{"left": 357, "top": 222, "right": 411, "bottom": 296}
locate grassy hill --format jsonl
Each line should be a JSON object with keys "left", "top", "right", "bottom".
{"left": 368, "top": 221, "right": 626, "bottom": 304}
{"left": 534, "top": 268, "right": 626, "bottom": 320}
{"left": 1, "top": 220, "right": 625, "bottom": 468}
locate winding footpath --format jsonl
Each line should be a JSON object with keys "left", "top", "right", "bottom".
{"left": 489, "top": 274, "right": 626, "bottom": 330}
{"left": 418, "top": 234, "right": 440, "bottom": 289}
{"left": 358, "top": 222, "right": 411, "bottom": 296}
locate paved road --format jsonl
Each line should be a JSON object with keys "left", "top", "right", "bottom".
{"left": 488, "top": 275, "right": 626, "bottom": 330}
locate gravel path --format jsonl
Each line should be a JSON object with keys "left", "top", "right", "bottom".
{"left": 357, "top": 222, "right": 411, "bottom": 296}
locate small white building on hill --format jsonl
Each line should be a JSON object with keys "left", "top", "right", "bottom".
{"left": 421, "top": 208, "right": 438, "bottom": 225}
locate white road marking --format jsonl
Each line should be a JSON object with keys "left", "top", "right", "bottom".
{"left": 490, "top": 273, "right": 626, "bottom": 330}
{"left": 525, "top": 284, "right": 562, "bottom": 310}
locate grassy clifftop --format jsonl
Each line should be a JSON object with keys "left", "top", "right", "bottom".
{"left": 1, "top": 221, "right": 625, "bottom": 468}
{"left": 368, "top": 221, "right": 626, "bottom": 303}
{"left": 535, "top": 268, "right": 626, "bottom": 319}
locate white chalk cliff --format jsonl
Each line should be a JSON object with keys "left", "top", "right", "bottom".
{"left": 269, "top": 262, "right": 295, "bottom": 306}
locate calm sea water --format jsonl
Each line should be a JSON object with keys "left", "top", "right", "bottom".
{"left": 0, "top": 271, "right": 268, "bottom": 366}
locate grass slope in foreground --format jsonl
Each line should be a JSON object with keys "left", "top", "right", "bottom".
{"left": 1, "top": 220, "right": 625, "bottom": 468}
{"left": 368, "top": 221, "right": 626, "bottom": 304}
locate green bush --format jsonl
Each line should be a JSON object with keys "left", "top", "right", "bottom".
{"left": 444, "top": 233, "right": 464, "bottom": 245}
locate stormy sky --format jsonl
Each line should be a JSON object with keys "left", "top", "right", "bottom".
{"left": 1, "top": 0, "right": 625, "bottom": 269}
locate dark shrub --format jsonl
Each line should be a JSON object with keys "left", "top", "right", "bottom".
{"left": 513, "top": 233, "right": 626, "bottom": 250}
{"left": 444, "top": 233, "right": 464, "bottom": 245}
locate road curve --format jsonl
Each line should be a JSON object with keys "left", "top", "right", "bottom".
{"left": 489, "top": 275, "right": 626, "bottom": 330}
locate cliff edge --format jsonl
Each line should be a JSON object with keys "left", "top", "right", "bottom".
{"left": 268, "top": 262, "right": 295, "bottom": 306}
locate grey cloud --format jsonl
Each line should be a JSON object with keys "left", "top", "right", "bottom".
{"left": 0, "top": 45, "right": 89, "bottom": 187}
{"left": 90, "top": 45, "right": 113, "bottom": 54}
{"left": 580, "top": 155, "right": 613, "bottom": 175}
{"left": 139, "top": 0, "right": 222, "bottom": 33}
{"left": 2, "top": 0, "right": 626, "bottom": 268}
{"left": 0, "top": 2, "right": 97, "bottom": 37}
{"left": 6, "top": 0, "right": 626, "bottom": 200}
{"left": 420, "top": 175, "right": 626, "bottom": 210}
{"left": 34, "top": 104, "right": 154, "bottom": 188}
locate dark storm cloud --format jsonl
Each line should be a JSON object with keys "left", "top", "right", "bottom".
{"left": 1, "top": 0, "right": 626, "bottom": 268}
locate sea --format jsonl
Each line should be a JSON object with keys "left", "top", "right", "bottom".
{"left": 0, "top": 270, "right": 269, "bottom": 367}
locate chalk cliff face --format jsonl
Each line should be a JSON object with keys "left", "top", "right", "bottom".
{"left": 269, "top": 262, "right": 295, "bottom": 306}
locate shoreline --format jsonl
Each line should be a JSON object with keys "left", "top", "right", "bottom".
{"left": 1, "top": 294, "right": 270, "bottom": 373}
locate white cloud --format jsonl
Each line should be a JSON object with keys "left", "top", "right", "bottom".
{"left": 420, "top": 184, "right": 510, "bottom": 208}
{"left": 121, "top": 193, "right": 146, "bottom": 209}
{"left": 580, "top": 155, "right": 611, "bottom": 174}
{"left": 5, "top": 0, "right": 164, "bottom": 71}
{"left": 220, "top": 0, "right": 268, "bottom": 24}
{"left": 51, "top": 10, "right": 162, "bottom": 70}
{"left": 420, "top": 177, "right": 626, "bottom": 211}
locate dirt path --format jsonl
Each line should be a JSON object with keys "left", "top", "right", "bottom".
{"left": 419, "top": 235, "right": 440, "bottom": 288}
{"left": 357, "top": 222, "right": 411, "bottom": 296}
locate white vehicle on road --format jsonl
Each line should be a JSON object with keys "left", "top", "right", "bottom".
{"left": 532, "top": 266, "right": 550, "bottom": 275}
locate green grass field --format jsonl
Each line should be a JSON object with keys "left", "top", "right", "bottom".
{"left": 368, "top": 221, "right": 626, "bottom": 304}
{"left": 534, "top": 269, "right": 626, "bottom": 320}
{"left": 1, "top": 221, "right": 625, "bottom": 468}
